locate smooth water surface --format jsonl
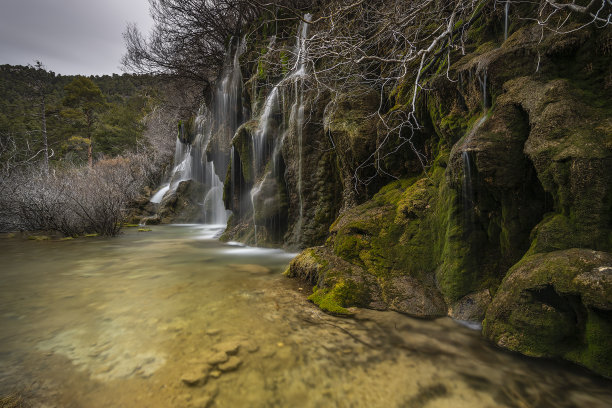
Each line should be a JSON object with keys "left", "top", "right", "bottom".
{"left": 0, "top": 225, "right": 611, "bottom": 407}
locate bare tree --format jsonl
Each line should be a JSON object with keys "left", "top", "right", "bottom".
{"left": 122, "top": 0, "right": 265, "bottom": 97}
{"left": 0, "top": 155, "right": 152, "bottom": 236}
{"left": 251, "top": 0, "right": 610, "bottom": 188}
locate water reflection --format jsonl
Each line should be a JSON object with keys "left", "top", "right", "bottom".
{"left": 0, "top": 226, "right": 610, "bottom": 408}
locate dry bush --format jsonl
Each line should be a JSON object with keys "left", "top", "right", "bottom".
{"left": 0, "top": 156, "right": 151, "bottom": 236}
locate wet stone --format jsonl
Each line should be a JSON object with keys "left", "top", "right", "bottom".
{"left": 181, "top": 369, "right": 209, "bottom": 386}
{"left": 218, "top": 356, "right": 242, "bottom": 372}
{"left": 213, "top": 341, "right": 241, "bottom": 355}
{"left": 205, "top": 328, "right": 221, "bottom": 336}
{"left": 189, "top": 385, "right": 218, "bottom": 408}
{"left": 242, "top": 340, "right": 259, "bottom": 353}
{"left": 206, "top": 351, "right": 229, "bottom": 365}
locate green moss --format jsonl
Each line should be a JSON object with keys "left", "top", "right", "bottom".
{"left": 84, "top": 233, "right": 99, "bottom": 237}
{"left": 27, "top": 235, "right": 51, "bottom": 241}
{"left": 232, "top": 122, "right": 256, "bottom": 184}
{"left": 333, "top": 234, "right": 368, "bottom": 263}
{"left": 566, "top": 309, "right": 612, "bottom": 378}
{"left": 308, "top": 278, "right": 368, "bottom": 316}
{"left": 485, "top": 249, "right": 612, "bottom": 378}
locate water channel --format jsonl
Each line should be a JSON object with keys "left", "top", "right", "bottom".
{"left": 1, "top": 225, "right": 611, "bottom": 407}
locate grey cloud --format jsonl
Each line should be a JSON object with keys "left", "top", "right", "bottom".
{"left": 0, "top": 0, "right": 153, "bottom": 75}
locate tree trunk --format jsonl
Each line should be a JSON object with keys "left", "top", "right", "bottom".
{"left": 40, "top": 94, "right": 49, "bottom": 175}
{"left": 87, "top": 112, "right": 93, "bottom": 168}
{"left": 87, "top": 141, "right": 93, "bottom": 168}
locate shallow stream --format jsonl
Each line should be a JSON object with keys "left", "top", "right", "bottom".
{"left": 0, "top": 225, "right": 611, "bottom": 407}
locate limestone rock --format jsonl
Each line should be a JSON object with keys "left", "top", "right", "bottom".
{"left": 484, "top": 249, "right": 612, "bottom": 378}
{"left": 449, "top": 289, "right": 492, "bottom": 322}
{"left": 158, "top": 180, "right": 207, "bottom": 224}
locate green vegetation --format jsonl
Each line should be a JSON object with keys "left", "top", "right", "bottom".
{"left": 0, "top": 64, "right": 159, "bottom": 168}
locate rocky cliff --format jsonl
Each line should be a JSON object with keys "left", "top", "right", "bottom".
{"left": 150, "top": 1, "right": 612, "bottom": 377}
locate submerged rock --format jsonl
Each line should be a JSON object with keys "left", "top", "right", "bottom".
{"left": 449, "top": 289, "right": 492, "bottom": 322}
{"left": 212, "top": 341, "right": 241, "bottom": 356}
{"left": 205, "top": 351, "right": 229, "bottom": 365}
{"left": 218, "top": 356, "right": 242, "bottom": 372}
{"left": 181, "top": 368, "right": 209, "bottom": 386}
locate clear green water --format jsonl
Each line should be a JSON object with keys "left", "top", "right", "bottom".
{"left": 0, "top": 225, "right": 611, "bottom": 407}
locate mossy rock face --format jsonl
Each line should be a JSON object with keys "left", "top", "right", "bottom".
{"left": 286, "top": 246, "right": 385, "bottom": 314}
{"left": 323, "top": 87, "right": 382, "bottom": 209}
{"left": 502, "top": 76, "right": 612, "bottom": 253}
{"left": 483, "top": 249, "right": 612, "bottom": 378}
{"left": 281, "top": 89, "right": 342, "bottom": 249}
{"left": 252, "top": 172, "right": 288, "bottom": 226}
{"left": 231, "top": 121, "right": 258, "bottom": 184}
{"left": 288, "top": 176, "right": 449, "bottom": 317}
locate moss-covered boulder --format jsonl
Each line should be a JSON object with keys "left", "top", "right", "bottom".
{"left": 483, "top": 249, "right": 612, "bottom": 378}
{"left": 287, "top": 174, "right": 451, "bottom": 317}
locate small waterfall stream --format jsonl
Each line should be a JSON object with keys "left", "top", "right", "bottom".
{"left": 249, "top": 14, "right": 312, "bottom": 246}
{"left": 461, "top": 151, "right": 475, "bottom": 230}
{"left": 289, "top": 13, "right": 312, "bottom": 244}
{"left": 150, "top": 138, "right": 193, "bottom": 204}
{"left": 504, "top": 1, "right": 510, "bottom": 41}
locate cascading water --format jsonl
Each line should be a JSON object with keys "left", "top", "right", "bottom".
{"left": 288, "top": 13, "right": 312, "bottom": 244}
{"left": 248, "top": 14, "right": 312, "bottom": 246}
{"left": 150, "top": 137, "right": 193, "bottom": 204}
{"left": 478, "top": 69, "right": 489, "bottom": 110}
{"left": 461, "top": 151, "right": 475, "bottom": 231}
{"left": 504, "top": 1, "right": 510, "bottom": 41}
{"left": 150, "top": 42, "right": 245, "bottom": 226}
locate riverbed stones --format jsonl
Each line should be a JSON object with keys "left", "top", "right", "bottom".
{"left": 205, "top": 328, "right": 221, "bottom": 336}
{"left": 181, "top": 368, "right": 209, "bottom": 386}
{"left": 205, "top": 351, "right": 229, "bottom": 365}
{"left": 218, "top": 356, "right": 242, "bottom": 372}
{"left": 449, "top": 289, "right": 492, "bottom": 322}
{"left": 212, "top": 340, "right": 240, "bottom": 355}
{"left": 189, "top": 385, "right": 218, "bottom": 408}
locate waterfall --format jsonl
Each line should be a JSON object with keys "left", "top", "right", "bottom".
{"left": 504, "top": 1, "right": 510, "bottom": 41}
{"left": 150, "top": 138, "right": 192, "bottom": 204}
{"left": 462, "top": 151, "right": 475, "bottom": 230}
{"left": 248, "top": 14, "right": 312, "bottom": 246}
{"left": 479, "top": 70, "right": 489, "bottom": 110}
{"left": 289, "top": 13, "right": 311, "bottom": 244}
{"left": 202, "top": 162, "right": 227, "bottom": 225}
{"left": 150, "top": 41, "right": 244, "bottom": 226}
{"left": 252, "top": 86, "right": 279, "bottom": 177}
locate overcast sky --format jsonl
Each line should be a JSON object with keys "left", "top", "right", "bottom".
{"left": 0, "top": 0, "right": 154, "bottom": 76}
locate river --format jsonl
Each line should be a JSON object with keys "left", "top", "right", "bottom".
{"left": 0, "top": 225, "right": 610, "bottom": 407}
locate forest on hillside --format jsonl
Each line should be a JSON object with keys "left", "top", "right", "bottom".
{"left": 1, "top": 65, "right": 160, "bottom": 168}
{"left": 0, "top": 64, "right": 200, "bottom": 236}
